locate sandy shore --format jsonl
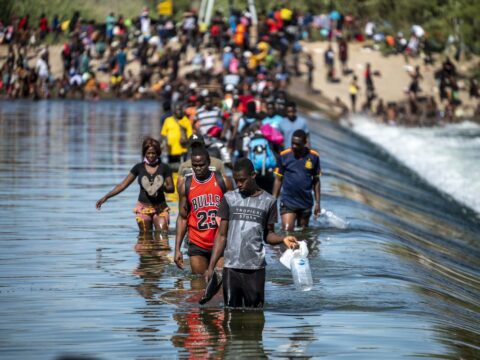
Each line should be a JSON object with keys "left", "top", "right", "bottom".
{"left": 296, "top": 41, "right": 477, "bottom": 118}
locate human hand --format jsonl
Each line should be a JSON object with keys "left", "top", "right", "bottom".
{"left": 204, "top": 267, "right": 214, "bottom": 283}
{"left": 314, "top": 203, "right": 321, "bottom": 219}
{"left": 174, "top": 250, "right": 184, "bottom": 270}
{"left": 96, "top": 197, "right": 107, "bottom": 210}
{"left": 283, "top": 236, "right": 299, "bottom": 249}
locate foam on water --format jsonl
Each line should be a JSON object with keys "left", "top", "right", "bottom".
{"left": 350, "top": 115, "right": 480, "bottom": 215}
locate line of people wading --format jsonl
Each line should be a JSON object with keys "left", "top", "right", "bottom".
{"left": 96, "top": 114, "right": 321, "bottom": 309}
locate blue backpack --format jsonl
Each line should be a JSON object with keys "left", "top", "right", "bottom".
{"left": 248, "top": 135, "right": 277, "bottom": 176}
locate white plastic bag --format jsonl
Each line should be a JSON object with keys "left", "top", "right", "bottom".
{"left": 280, "top": 241, "right": 308, "bottom": 270}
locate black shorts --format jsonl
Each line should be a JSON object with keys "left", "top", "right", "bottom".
{"left": 223, "top": 267, "right": 265, "bottom": 309}
{"left": 187, "top": 241, "right": 212, "bottom": 260}
{"left": 280, "top": 202, "right": 312, "bottom": 220}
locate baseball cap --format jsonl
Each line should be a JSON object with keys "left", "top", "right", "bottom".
{"left": 188, "top": 134, "right": 205, "bottom": 147}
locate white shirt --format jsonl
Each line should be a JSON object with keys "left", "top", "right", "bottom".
{"left": 141, "top": 16, "right": 151, "bottom": 36}
{"left": 36, "top": 58, "right": 49, "bottom": 79}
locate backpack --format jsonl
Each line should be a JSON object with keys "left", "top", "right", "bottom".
{"left": 248, "top": 135, "right": 277, "bottom": 176}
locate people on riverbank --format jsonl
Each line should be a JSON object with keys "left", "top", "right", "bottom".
{"left": 1, "top": 6, "right": 478, "bottom": 126}
{"left": 96, "top": 137, "right": 174, "bottom": 233}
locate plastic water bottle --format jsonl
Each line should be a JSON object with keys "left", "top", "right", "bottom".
{"left": 321, "top": 209, "right": 348, "bottom": 229}
{"left": 290, "top": 250, "right": 313, "bottom": 291}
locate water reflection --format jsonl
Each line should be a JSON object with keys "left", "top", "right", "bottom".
{"left": 172, "top": 309, "right": 266, "bottom": 359}
{"left": 133, "top": 232, "right": 171, "bottom": 301}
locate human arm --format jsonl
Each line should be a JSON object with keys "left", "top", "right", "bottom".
{"left": 162, "top": 165, "right": 175, "bottom": 193}
{"left": 228, "top": 116, "right": 240, "bottom": 150}
{"left": 160, "top": 121, "right": 169, "bottom": 155}
{"left": 265, "top": 200, "right": 298, "bottom": 248}
{"left": 205, "top": 219, "right": 228, "bottom": 281}
{"left": 272, "top": 154, "right": 284, "bottom": 199}
{"left": 272, "top": 174, "right": 283, "bottom": 199}
{"left": 313, "top": 176, "right": 321, "bottom": 219}
{"left": 220, "top": 112, "right": 230, "bottom": 140}
{"left": 180, "top": 118, "right": 193, "bottom": 147}
{"left": 265, "top": 223, "right": 298, "bottom": 248}
{"left": 163, "top": 174, "right": 175, "bottom": 193}
{"left": 174, "top": 180, "right": 188, "bottom": 269}
{"left": 96, "top": 172, "right": 136, "bottom": 209}
{"left": 312, "top": 155, "right": 321, "bottom": 218}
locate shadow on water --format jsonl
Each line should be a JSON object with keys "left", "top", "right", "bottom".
{"left": 0, "top": 101, "right": 479, "bottom": 359}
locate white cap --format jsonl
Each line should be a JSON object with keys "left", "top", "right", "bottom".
{"left": 225, "top": 84, "right": 235, "bottom": 92}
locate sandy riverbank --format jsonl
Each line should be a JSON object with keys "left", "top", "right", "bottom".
{"left": 295, "top": 41, "right": 478, "bottom": 119}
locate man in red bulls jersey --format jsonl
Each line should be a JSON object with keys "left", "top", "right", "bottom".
{"left": 175, "top": 147, "right": 233, "bottom": 274}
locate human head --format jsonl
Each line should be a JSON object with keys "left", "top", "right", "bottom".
{"left": 173, "top": 102, "right": 184, "bottom": 118}
{"left": 205, "top": 95, "right": 214, "bottom": 109}
{"left": 162, "top": 100, "right": 171, "bottom": 113}
{"left": 286, "top": 101, "right": 297, "bottom": 120}
{"left": 141, "top": 137, "right": 161, "bottom": 160}
{"left": 233, "top": 158, "right": 257, "bottom": 195}
{"left": 291, "top": 129, "right": 307, "bottom": 155}
{"left": 266, "top": 101, "right": 276, "bottom": 116}
{"left": 246, "top": 100, "right": 256, "bottom": 115}
{"left": 188, "top": 133, "right": 206, "bottom": 151}
{"left": 191, "top": 147, "right": 211, "bottom": 179}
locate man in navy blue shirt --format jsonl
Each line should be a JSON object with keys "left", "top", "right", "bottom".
{"left": 272, "top": 129, "right": 321, "bottom": 230}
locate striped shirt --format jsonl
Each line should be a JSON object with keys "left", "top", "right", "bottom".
{"left": 194, "top": 106, "right": 222, "bottom": 135}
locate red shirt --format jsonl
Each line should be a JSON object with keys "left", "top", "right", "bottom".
{"left": 39, "top": 17, "right": 48, "bottom": 32}
{"left": 187, "top": 172, "right": 225, "bottom": 250}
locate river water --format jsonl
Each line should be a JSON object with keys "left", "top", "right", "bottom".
{"left": 0, "top": 100, "right": 479, "bottom": 359}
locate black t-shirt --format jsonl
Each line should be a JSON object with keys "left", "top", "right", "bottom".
{"left": 130, "top": 162, "right": 172, "bottom": 205}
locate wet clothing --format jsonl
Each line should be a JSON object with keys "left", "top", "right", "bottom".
{"left": 274, "top": 148, "right": 321, "bottom": 210}
{"left": 133, "top": 202, "right": 169, "bottom": 223}
{"left": 186, "top": 172, "right": 226, "bottom": 250}
{"left": 223, "top": 267, "right": 265, "bottom": 308}
{"left": 217, "top": 189, "right": 277, "bottom": 270}
{"left": 280, "top": 201, "right": 312, "bottom": 220}
{"left": 130, "top": 162, "right": 172, "bottom": 205}
{"left": 187, "top": 241, "right": 212, "bottom": 260}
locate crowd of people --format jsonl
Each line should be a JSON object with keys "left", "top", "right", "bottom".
{"left": 83, "top": 5, "right": 325, "bottom": 310}
{"left": 0, "top": 6, "right": 313, "bottom": 100}
{"left": 3, "top": 4, "right": 479, "bottom": 309}
{"left": 1, "top": 6, "right": 479, "bottom": 127}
